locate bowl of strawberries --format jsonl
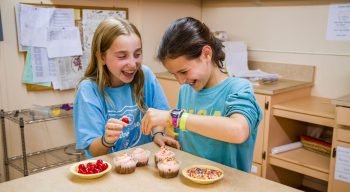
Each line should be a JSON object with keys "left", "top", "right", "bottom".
{"left": 70, "top": 159, "right": 111, "bottom": 179}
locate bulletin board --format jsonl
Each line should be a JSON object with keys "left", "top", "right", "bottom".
{"left": 16, "top": 3, "right": 128, "bottom": 91}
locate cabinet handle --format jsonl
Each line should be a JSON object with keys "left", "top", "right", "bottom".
{"left": 332, "top": 147, "right": 336, "bottom": 158}
{"left": 265, "top": 101, "right": 269, "bottom": 110}
{"left": 262, "top": 151, "right": 266, "bottom": 160}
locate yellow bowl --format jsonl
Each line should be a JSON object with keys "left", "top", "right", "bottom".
{"left": 70, "top": 160, "right": 112, "bottom": 179}
{"left": 182, "top": 164, "right": 224, "bottom": 184}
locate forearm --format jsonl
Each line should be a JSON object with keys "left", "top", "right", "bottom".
{"left": 89, "top": 137, "right": 110, "bottom": 157}
{"left": 184, "top": 113, "right": 249, "bottom": 144}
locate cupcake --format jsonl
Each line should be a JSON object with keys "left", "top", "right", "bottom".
{"left": 113, "top": 153, "right": 137, "bottom": 174}
{"left": 131, "top": 148, "right": 151, "bottom": 167}
{"left": 157, "top": 157, "right": 181, "bottom": 178}
{"left": 154, "top": 146, "right": 176, "bottom": 167}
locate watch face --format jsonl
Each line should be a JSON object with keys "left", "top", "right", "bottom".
{"left": 171, "top": 109, "right": 181, "bottom": 117}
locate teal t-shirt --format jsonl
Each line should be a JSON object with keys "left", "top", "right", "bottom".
{"left": 74, "top": 65, "right": 169, "bottom": 158}
{"left": 177, "top": 77, "right": 262, "bottom": 172}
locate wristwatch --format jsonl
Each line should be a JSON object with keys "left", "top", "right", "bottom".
{"left": 170, "top": 109, "right": 183, "bottom": 128}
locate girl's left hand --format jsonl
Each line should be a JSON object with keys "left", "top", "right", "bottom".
{"left": 141, "top": 108, "right": 170, "bottom": 135}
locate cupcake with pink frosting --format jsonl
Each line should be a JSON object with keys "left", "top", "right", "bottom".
{"left": 154, "top": 146, "right": 176, "bottom": 167}
{"left": 157, "top": 157, "right": 181, "bottom": 178}
{"left": 113, "top": 153, "right": 137, "bottom": 174}
{"left": 131, "top": 147, "right": 151, "bottom": 167}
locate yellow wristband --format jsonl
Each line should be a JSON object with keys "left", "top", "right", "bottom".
{"left": 179, "top": 112, "right": 189, "bottom": 131}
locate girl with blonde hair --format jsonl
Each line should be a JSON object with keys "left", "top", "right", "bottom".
{"left": 74, "top": 17, "right": 170, "bottom": 158}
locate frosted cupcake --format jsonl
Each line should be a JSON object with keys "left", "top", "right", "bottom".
{"left": 154, "top": 146, "right": 176, "bottom": 167}
{"left": 157, "top": 157, "right": 181, "bottom": 178}
{"left": 113, "top": 153, "right": 137, "bottom": 174}
{"left": 131, "top": 147, "right": 151, "bottom": 167}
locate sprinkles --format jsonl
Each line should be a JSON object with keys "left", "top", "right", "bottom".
{"left": 186, "top": 167, "right": 223, "bottom": 180}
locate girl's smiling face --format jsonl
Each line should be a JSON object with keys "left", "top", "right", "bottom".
{"left": 164, "top": 46, "right": 214, "bottom": 91}
{"left": 102, "top": 33, "right": 142, "bottom": 87}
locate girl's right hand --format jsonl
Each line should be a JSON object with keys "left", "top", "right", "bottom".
{"left": 104, "top": 117, "right": 128, "bottom": 144}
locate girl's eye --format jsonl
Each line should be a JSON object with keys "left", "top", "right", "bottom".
{"left": 117, "top": 55, "right": 127, "bottom": 59}
{"left": 134, "top": 52, "right": 142, "bottom": 58}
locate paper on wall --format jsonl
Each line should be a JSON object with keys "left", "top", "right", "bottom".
{"left": 22, "top": 47, "right": 51, "bottom": 86}
{"left": 19, "top": 4, "right": 54, "bottom": 47}
{"left": 223, "top": 41, "right": 248, "bottom": 77}
{"left": 327, "top": 3, "right": 350, "bottom": 41}
{"left": 82, "top": 9, "right": 126, "bottom": 51}
{"left": 54, "top": 56, "right": 84, "bottom": 90}
{"left": 335, "top": 146, "right": 350, "bottom": 183}
{"left": 47, "top": 27, "right": 83, "bottom": 58}
{"left": 31, "top": 47, "right": 57, "bottom": 83}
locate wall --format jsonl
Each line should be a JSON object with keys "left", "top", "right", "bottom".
{"left": 0, "top": 0, "right": 201, "bottom": 181}
{"left": 202, "top": 0, "right": 350, "bottom": 99}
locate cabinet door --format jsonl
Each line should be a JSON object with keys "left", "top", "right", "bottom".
{"left": 157, "top": 78, "right": 180, "bottom": 109}
{"left": 253, "top": 94, "right": 266, "bottom": 164}
{"left": 329, "top": 142, "right": 350, "bottom": 192}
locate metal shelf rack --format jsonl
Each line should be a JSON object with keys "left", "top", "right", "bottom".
{"left": 1, "top": 104, "right": 84, "bottom": 181}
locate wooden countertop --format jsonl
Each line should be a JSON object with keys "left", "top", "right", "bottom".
{"left": 0, "top": 143, "right": 300, "bottom": 192}
{"left": 331, "top": 94, "right": 350, "bottom": 108}
{"left": 156, "top": 72, "right": 313, "bottom": 95}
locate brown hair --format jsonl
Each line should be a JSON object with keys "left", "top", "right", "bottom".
{"left": 157, "top": 17, "right": 225, "bottom": 71}
{"left": 80, "top": 17, "right": 146, "bottom": 113}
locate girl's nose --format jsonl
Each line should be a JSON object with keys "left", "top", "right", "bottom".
{"left": 175, "top": 74, "right": 186, "bottom": 85}
{"left": 128, "top": 57, "right": 138, "bottom": 67}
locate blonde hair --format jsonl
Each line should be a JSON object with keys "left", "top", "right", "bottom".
{"left": 81, "top": 17, "right": 146, "bottom": 113}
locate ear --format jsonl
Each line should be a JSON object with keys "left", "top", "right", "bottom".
{"left": 100, "top": 54, "right": 106, "bottom": 65}
{"left": 201, "top": 45, "right": 212, "bottom": 61}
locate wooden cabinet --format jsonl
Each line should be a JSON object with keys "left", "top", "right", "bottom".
{"left": 329, "top": 98, "right": 350, "bottom": 192}
{"left": 157, "top": 74, "right": 180, "bottom": 109}
{"left": 267, "top": 96, "right": 336, "bottom": 191}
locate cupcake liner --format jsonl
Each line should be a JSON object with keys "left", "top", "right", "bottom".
{"left": 159, "top": 169, "right": 179, "bottom": 178}
{"left": 157, "top": 160, "right": 181, "bottom": 179}
{"left": 115, "top": 165, "right": 136, "bottom": 174}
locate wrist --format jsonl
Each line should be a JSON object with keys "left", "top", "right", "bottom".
{"left": 170, "top": 109, "right": 184, "bottom": 128}
{"left": 101, "top": 136, "right": 114, "bottom": 148}
{"left": 179, "top": 112, "right": 189, "bottom": 131}
{"left": 152, "top": 131, "right": 164, "bottom": 141}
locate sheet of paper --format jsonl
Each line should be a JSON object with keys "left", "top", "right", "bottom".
{"left": 19, "top": 4, "right": 54, "bottom": 47}
{"left": 327, "top": 3, "right": 350, "bottom": 41}
{"left": 31, "top": 47, "right": 53, "bottom": 83}
{"left": 223, "top": 41, "right": 248, "bottom": 76}
{"left": 335, "top": 146, "right": 350, "bottom": 183}
{"left": 51, "top": 8, "right": 74, "bottom": 27}
{"left": 82, "top": 9, "right": 127, "bottom": 51}
{"left": 22, "top": 47, "right": 51, "bottom": 86}
{"left": 47, "top": 27, "right": 83, "bottom": 58}
{"left": 15, "top": 5, "right": 27, "bottom": 52}
{"left": 55, "top": 56, "right": 84, "bottom": 90}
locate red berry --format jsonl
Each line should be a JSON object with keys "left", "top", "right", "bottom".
{"left": 121, "top": 117, "right": 129, "bottom": 124}
{"left": 96, "top": 159, "right": 103, "bottom": 166}
{"left": 101, "top": 163, "right": 108, "bottom": 171}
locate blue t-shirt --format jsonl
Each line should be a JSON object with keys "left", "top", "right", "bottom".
{"left": 177, "top": 77, "right": 262, "bottom": 172}
{"left": 74, "top": 65, "right": 169, "bottom": 158}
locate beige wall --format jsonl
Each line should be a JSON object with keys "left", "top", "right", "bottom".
{"left": 0, "top": 0, "right": 201, "bottom": 181}
{"left": 202, "top": 0, "right": 350, "bottom": 99}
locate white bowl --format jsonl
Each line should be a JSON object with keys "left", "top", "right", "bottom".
{"left": 182, "top": 164, "right": 224, "bottom": 184}
{"left": 70, "top": 159, "right": 112, "bottom": 179}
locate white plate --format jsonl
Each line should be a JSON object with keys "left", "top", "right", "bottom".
{"left": 70, "top": 159, "right": 112, "bottom": 179}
